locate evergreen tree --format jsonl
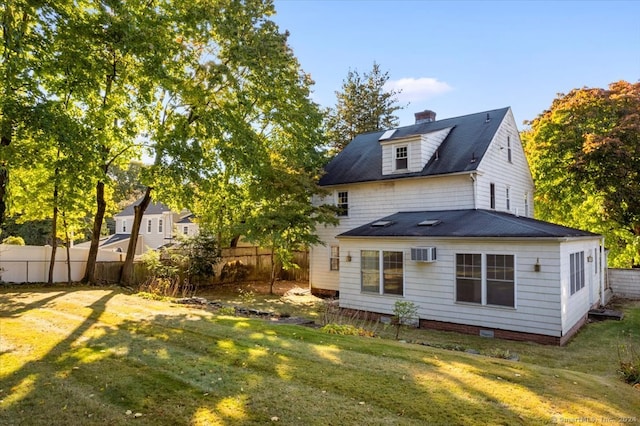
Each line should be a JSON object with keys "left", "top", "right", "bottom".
{"left": 325, "top": 62, "right": 404, "bottom": 153}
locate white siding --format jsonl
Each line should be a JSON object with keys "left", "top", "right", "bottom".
{"left": 337, "top": 237, "right": 567, "bottom": 337}
{"left": 310, "top": 174, "right": 474, "bottom": 291}
{"left": 560, "top": 239, "right": 603, "bottom": 335}
{"left": 476, "top": 110, "right": 535, "bottom": 216}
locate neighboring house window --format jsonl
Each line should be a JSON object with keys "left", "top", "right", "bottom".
{"left": 524, "top": 192, "right": 529, "bottom": 217}
{"left": 361, "top": 250, "right": 404, "bottom": 295}
{"left": 395, "top": 145, "right": 408, "bottom": 170}
{"left": 158, "top": 219, "right": 163, "bottom": 233}
{"left": 570, "top": 251, "right": 585, "bottom": 295}
{"left": 490, "top": 183, "right": 496, "bottom": 209}
{"left": 506, "top": 186, "right": 510, "bottom": 211}
{"left": 337, "top": 191, "right": 349, "bottom": 217}
{"left": 147, "top": 219, "right": 152, "bottom": 233}
{"left": 122, "top": 220, "right": 127, "bottom": 233}
{"left": 456, "top": 253, "right": 515, "bottom": 308}
{"left": 507, "top": 136, "right": 512, "bottom": 163}
{"left": 330, "top": 245, "right": 340, "bottom": 271}
{"left": 183, "top": 226, "right": 189, "bottom": 235}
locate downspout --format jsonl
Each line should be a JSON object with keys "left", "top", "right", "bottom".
{"left": 470, "top": 173, "right": 478, "bottom": 209}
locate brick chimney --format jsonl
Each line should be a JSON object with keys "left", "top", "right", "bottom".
{"left": 414, "top": 110, "right": 436, "bottom": 124}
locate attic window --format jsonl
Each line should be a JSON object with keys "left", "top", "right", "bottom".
{"left": 418, "top": 219, "right": 441, "bottom": 226}
{"left": 371, "top": 220, "right": 393, "bottom": 227}
{"left": 395, "top": 146, "right": 408, "bottom": 170}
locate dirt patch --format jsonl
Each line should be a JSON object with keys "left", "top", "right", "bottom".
{"left": 195, "top": 280, "right": 306, "bottom": 298}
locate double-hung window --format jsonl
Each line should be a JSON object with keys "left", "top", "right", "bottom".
{"left": 570, "top": 251, "right": 585, "bottom": 295}
{"left": 361, "top": 250, "right": 404, "bottom": 296}
{"left": 456, "top": 253, "right": 515, "bottom": 308}
{"left": 122, "top": 220, "right": 127, "bottom": 233}
{"left": 147, "top": 219, "right": 152, "bottom": 233}
{"left": 490, "top": 183, "right": 496, "bottom": 209}
{"left": 330, "top": 245, "right": 340, "bottom": 271}
{"left": 337, "top": 191, "right": 349, "bottom": 217}
{"left": 395, "top": 145, "right": 408, "bottom": 170}
{"left": 158, "top": 219, "right": 163, "bottom": 233}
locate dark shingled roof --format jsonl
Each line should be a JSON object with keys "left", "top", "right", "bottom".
{"left": 320, "top": 107, "right": 510, "bottom": 186}
{"left": 99, "top": 233, "right": 131, "bottom": 245}
{"left": 177, "top": 214, "right": 195, "bottom": 224}
{"left": 338, "top": 210, "right": 600, "bottom": 239}
{"left": 115, "top": 199, "right": 172, "bottom": 217}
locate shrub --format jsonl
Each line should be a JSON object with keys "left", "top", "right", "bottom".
{"left": 217, "top": 306, "right": 236, "bottom": 316}
{"left": 2, "top": 236, "right": 25, "bottom": 245}
{"left": 393, "top": 300, "right": 419, "bottom": 340}
{"left": 618, "top": 342, "right": 640, "bottom": 385}
{"left": 320, "top": 324, "right": 375, "bottom": 337}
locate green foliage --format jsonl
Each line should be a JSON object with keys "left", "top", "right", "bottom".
{"left": 617, "top": 336, "right": 640, "bottom": 385}
{"left": 174, "top": 231, "right": 221, "bottom": 278}
{"left": 2, "top": 235, "right": 25, "bottom": 245}
{"left": 320, "top": 323, "right": 375, "bottom": 337}
{"left": 325, "top": 62, "right": 404, "bottom": 153}
{"left": 217, "top": 306, "right": 236, "bottom": 316}
{"left": 393, "top": 300, "right": 419, "bottom": 340}
{"left": 522, "top": 81, "right": 640, "bottom": 267}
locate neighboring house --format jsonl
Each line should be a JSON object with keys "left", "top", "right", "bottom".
{"left": 310, "top": 107, "right": 605, "bottom": 345}
{"left": 79, "top": 200, "right": 199, "bottom": 255}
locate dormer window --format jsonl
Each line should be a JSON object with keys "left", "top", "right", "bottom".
{"left": 395, "top": 146, "right": 408, "bottom": 170}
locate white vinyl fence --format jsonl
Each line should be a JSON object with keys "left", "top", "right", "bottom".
{"left": 608, "top": 268, "right": 640, "bottom": 299}
{"left": 0, "top": 244, "right": 123, "bottom": 284}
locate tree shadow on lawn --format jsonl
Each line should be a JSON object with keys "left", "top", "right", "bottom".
{"left": 1, "top": 288, "right": 638, "bottom": 425}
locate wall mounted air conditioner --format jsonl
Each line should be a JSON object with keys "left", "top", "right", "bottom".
{"left": 411, "top": 247, "right": 437, "bottom": 263}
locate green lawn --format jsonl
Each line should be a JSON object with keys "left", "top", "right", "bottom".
{"left": 1, "top": 286, "right": 638, "bottom": 425}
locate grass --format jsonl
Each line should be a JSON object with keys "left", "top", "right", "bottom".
{"left": 1, "top": 285, "right": 639, "bottom": 425}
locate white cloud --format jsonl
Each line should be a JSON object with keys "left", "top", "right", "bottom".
{"left": 385, "top": 77, "right": 453, "bottom": 103}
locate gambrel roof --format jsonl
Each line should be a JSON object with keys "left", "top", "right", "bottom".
{"left": 338, "top": 210, "right": 600, "bottom": 239}
{"left": 319, "top": 107, "right": 510, "bottom": 186}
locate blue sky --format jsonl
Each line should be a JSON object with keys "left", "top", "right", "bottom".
{"left": 272, "top": 0, "right": 640, "bottom": 128}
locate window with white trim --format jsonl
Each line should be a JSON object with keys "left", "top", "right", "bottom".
{"left": 507, "top": 136, "right": 512, "bottom": 163}
{"left": 122, "top": 220, "right": 127, "bottom": 233}
{"left": 361, "top": 250, "right": 404, "bottom": 295}
{"left": 183, "top": 226, "right": 189, "bottom": 235}
{"left": 158, "top": 219, "right": 163, "bottom": 233}
{"left": 490, "top": 183, "right": 496, "bottom": 209}
{"left": 505, "top": 186, "right": 510, "bottom": 211}
{"left": 456, "top": 253, "right": 515, "bottom": 307}
{"left": 147, "top": 219, "right": 152, "bottom": 233}
{"left": 337, "top": 191, "right": 348, "bottom": 217}
{"left": 395, "top": 145, "right": 408, "bottom": 170}
{"left": 330, "top": 245, "right": 340, "bottom": 271}
{"left": 570, "top": 251, "right": 585, "bottom": 295}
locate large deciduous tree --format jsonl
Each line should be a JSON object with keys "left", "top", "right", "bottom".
{"left": 521, "top": 81, "right": 640, "bottom": 267}
{"left": 325, "top": 62, "right": 403, "bottom": 153}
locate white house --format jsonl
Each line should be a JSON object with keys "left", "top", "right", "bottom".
{"left": 84, "top": 200, "right": 199, "bottom": 255}
{"left": 310, "top": 107, "right": 605, "bottom": 344}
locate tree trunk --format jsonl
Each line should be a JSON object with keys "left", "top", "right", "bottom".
{"left": 47, "top": 179, "right": 59, "bottom": 286}
{"left": 0, "top": 132, "right": 11, "bottom": 230}
{"left": 120, "top": 186, "right": 152, "bottom": 286}
{"left": 83, "top": 180, "right": 107, "bottom": 284}
{"left": 47, "top": 205, "right": 58, "bottom": 285}
{"left": 63, "top": 213, "right": 72, "bottom": 285}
